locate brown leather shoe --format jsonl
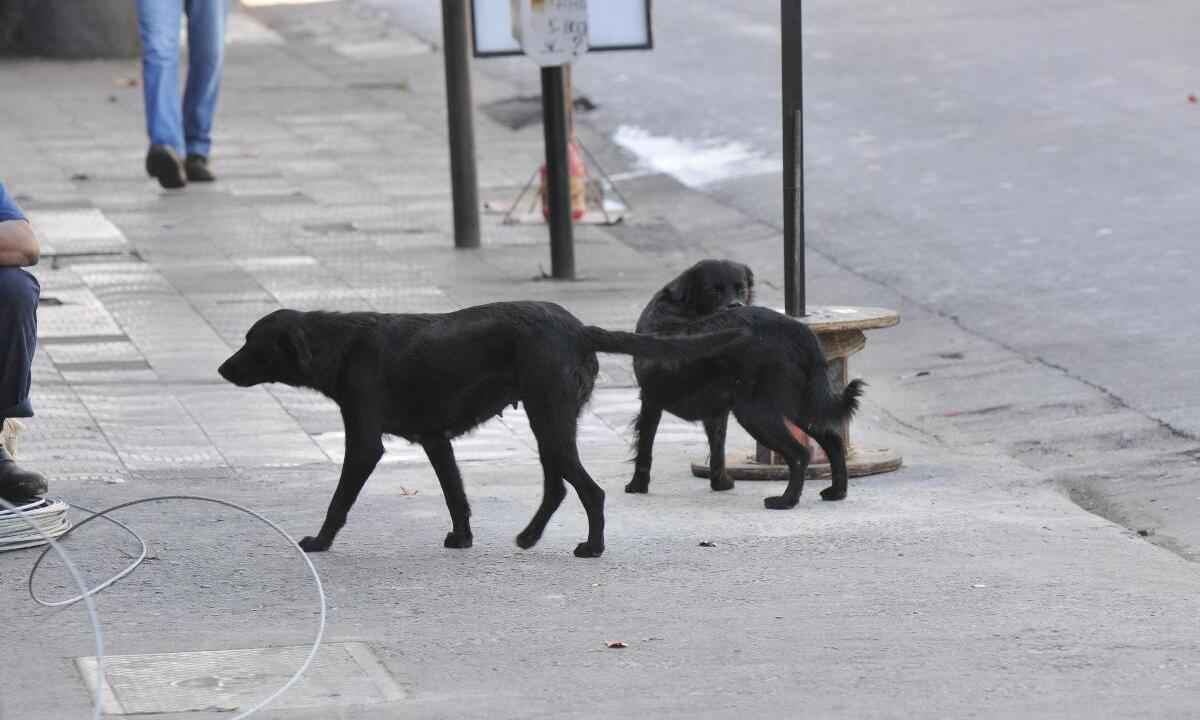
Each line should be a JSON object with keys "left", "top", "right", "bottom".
{"left": 146, "top": 144, "right": 187, "bottom": 189}
{"left": 185, "top": 154, "right": 216, "bottom": 182}
{"left": 0, "top": 446, "right": 47, "bottom": 503}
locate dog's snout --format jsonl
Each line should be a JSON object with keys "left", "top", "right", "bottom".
{"left": 218, "top": 351, "right": 253, "bottom": 386}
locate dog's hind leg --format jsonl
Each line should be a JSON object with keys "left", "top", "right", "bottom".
{"left": 528, "top": 402, "right": 606, "bottom": 557}
{"left": 516, "top": 452, "right": 567, "bottom": 549}
{"left": 626, "top": 402, "right": 662, "bottom": 493}
{"left": 563, "top": 454, "right": 606, "bottom": 557}
{"left": 421, "top": 436, "right": 474, "bottom": 548}
{"left": 810, "top": 429, "right": 848, "bottom": 501}
{"left": 704, "top": 413, "right": 734, "bottom": 492}
{"left": 734, "top": 408, "right": 812, "bottom": 510}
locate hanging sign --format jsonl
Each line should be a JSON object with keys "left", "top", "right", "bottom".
{"left": 511, "top": 0, "right": 589, "bottom": 66}
{"left": 472, "top": 0, "right": 651, "bottom": 59}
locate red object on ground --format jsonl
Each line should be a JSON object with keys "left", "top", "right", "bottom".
{"left": 540, "top": 140, "right": 587, "bottom": 220}
{"left": 1189, "top": 94, "right": 1198, "bottom": 103}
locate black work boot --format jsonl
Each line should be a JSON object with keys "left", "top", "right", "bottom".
{"left": 185, "top": 154, "right": 216, "bottom": 182}
{"left": 145, "top": 144, "right": 187, "bottom": 189}
{"left": 0, "top": 446, "right": 47, "bottom": 503}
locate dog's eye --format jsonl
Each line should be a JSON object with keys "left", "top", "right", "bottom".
{"left": 734, "top": 283, "right": 744, "bottom": 292}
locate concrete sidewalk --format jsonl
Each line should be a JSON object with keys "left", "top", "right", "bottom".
{"left": 2, "top": 2, "right": 1200, "bottom": 718}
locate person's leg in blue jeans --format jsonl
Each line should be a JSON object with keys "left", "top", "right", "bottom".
{"left": 137, "top": 0, "right": 188, "bottom": 189}
{"left": 182, "top": 0, "right": 231, "bottom": 178}
{"left": 0, "top": 267, "right": 46, "bottom": 501}
{"left": 136, "top": 0, "right": 230, "bottom": 189}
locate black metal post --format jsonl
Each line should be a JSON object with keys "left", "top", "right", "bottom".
{"left": 781, "top": 0, "right": 805, "bottom": 316}
{"left": 441, "top": 0, "right": 481, "bottom": 249}
{"left": 540, "top": 65, "right": 575, "bottom": 279}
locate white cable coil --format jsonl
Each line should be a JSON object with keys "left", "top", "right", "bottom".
{"left": 0, "top": 495, "right": 326, "bottom": 720}
{"left": 0, "top": 497, "right": 71, "bottom": 551}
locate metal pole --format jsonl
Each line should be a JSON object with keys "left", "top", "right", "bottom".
{"left": 541, "top": 65, "right": 575, "bottom": 279}
{"left": 781, "top": 0, "right": 805, "bottom": 316}
{"left": 441, "top": 0, "right": 481, "bottom": 249}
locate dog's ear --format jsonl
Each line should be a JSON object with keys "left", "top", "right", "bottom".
{"left": 667, "top": 277, "right": 686, "bottom": 302}
{"left": 742, "top": 264, "right": 755, "bottom": 303}
{"left": 665, "top": 276, "right": 689, "bottom": 304}
{"left": 668, "top": 265, "right": 707, "bottom": 305}
{"left": 281, "top": 324, "right": 313, "bottom": 372}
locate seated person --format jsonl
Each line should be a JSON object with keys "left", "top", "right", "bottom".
{"left": 0, "top": 180, "right": 47, "bottom": 503}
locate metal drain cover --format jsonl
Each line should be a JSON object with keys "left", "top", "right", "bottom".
{"left": 76, "top": 642, "right": 405, "bottom": 715}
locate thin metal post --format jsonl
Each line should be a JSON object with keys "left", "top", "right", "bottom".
{"left": 541, "top": 65, "right": 575, "bottom": 279}
{"left": 441, "top": 0, "right": 481, "bottom": 249}
{"left": 781, "top": 0, "right": 805, "bottom": 316}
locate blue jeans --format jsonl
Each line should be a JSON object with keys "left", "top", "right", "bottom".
{"left": 137, "top": 0, "right": 231, "bottom": 158}
{"left": 0, "top": 268, "right": 39, "bottom": 420}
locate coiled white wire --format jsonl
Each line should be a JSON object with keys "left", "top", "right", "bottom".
{"left": 0, "top": 495, "right": 105, "bottom": 720}
{"left": 1, "top": 495, "right": 326, "bottom": 720}
{"left": 0, "top": 497, "right": 71, "bottom": 551}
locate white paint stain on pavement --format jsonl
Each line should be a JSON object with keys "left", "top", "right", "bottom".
{"left": 612, "top": 125, "right": 781, "bottom": 189}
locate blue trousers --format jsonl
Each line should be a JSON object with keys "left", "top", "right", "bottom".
{"left": 0, "top": 268, "right": 39, "bottom": 420}
{"left": 137, "top": 0, "right": 231, "bottom": 158}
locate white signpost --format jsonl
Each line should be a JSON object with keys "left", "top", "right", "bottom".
{"left": 512, "top": 0, "right": 592, "bottom": 277}
{"left": 474, "top": 0, "right": 652, "bottom": 279}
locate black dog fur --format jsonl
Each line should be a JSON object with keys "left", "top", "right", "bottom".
{"left": 627, "top": 259, "right": 865, "bottom": 508}
{"left": 218, "top": 301, "right": 747, "bottom": 557}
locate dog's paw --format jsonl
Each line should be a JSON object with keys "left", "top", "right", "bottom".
{"left": 573, "top": 541, "right": 605, "bottom": 558}
{"left": 820, "top": 486, "right": 847, "bottom": 502}
{"left": 624, "top": 478, "right": 649, "bottom": 494}
{"left": 625, "top": 470, "right": 650, "bottom": 493}
{"left": 763, "top": 495, "right": 799, "bottom": 510}
{"left": 710, "top": 473, "right": 735, "bottom": 492}
{"left": 515, "top": 529, "right": 541, "bottom": 549}
{"left": 444, "top": 531, "right": 474, "bottom": 549}
{"left": 298, "top": 535, "right": 330, "bottom": 553}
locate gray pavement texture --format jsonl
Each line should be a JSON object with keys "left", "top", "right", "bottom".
{"left": 1, "top": 2, "right": 1199, "bottom": 719}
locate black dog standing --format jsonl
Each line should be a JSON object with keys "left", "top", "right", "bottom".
{"left": 218, "top": 302, "right": 746, "bottom": 557}
{"left": 629, "top": 260, "right": 755, "bottom": 495}
{"left": 628, "top": 260, "right": 865, "bottom": 508}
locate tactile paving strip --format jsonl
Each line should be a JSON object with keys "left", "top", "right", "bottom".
{"left": 27, "top": 208, "right": 128, "bottom": 256}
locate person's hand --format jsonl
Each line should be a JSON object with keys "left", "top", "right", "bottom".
{"left": 0, "top": 219, "right": 39, "bottom": 267}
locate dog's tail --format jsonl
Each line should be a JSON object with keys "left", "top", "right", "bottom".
{"left": 810, "top": 377, "right": 866, "bottom": 427}
{"left": 582, "top": 325, "right": 749, "bottom": 361}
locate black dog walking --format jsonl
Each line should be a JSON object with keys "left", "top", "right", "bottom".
{"left": 219, "top": 301, "right": 746, "bottom": 557}
{"left": 629, "top": 260, "right": 864, "bottom": 508}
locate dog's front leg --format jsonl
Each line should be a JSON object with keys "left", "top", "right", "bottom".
{"left": 300, "top": 406, "right": 384, "bottom": 552}
{"left": 420, "top": 436, "right": 473, "bottom": 548}
{"left": 626, "top": 402, "right": 662, "bottom": 493}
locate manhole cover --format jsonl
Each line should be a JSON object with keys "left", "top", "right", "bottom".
{"left": 76, "top": 642, "right": 405, "bottom": 715}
